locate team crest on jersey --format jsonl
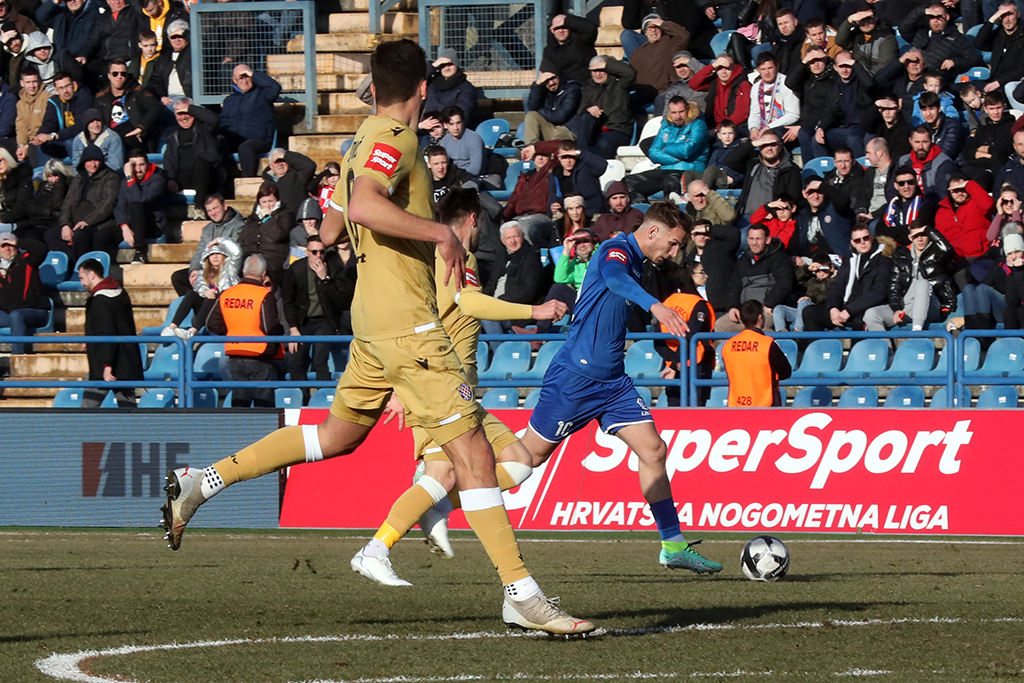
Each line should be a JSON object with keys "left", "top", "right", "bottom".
{"left": 365, "top": 143, "right": 402, "bottom": 177}
{"left": 458, "top": 383, "right": 473, "bottom": 401}
{"left": 465, "top": 268, "right": 479, "bottom": 287}
{"left": 606, "top": 249, "right": 628, "bottom": 263}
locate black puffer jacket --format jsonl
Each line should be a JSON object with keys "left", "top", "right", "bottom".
{"left": 239, "top": 205, "right": 293, "bottom": 277}
{"left": 683, "top": 223, "right": 740, "bottom": 315}
{"left": 727, "top": 237, "right": 795, "bottom": 309}
{"left": 898, "top": 6, "right": 983, "bottom": 75}
{"left": 789, "top": 64, "right": 840, "bottom": 131}
{"left": 0, "top": 161, "right": 35, "bottom": 224}
{"left": 164, "top": 104, "right": 221, "bottom": 185}
{"left": 58, "top": 147, "right": 120, "bottom": 231}
{"left": 974, "top": 21, "right": 1024, "bottom": 86}
{"left": 576, "top": 58, "right": 636, "bottom": 137}
{"left": 0, "top": 249, "right": 50, "bottom": 311}
{"left": 539, "top": 15, "right": 598, "bottom": 86}
{"left": 19, "top": 174, "right": 69, "bottom": 233}
{"left": 825, "top": 243, "right": 893, "bottom": 315}
{"left": 887, "top": 226, "right": 957, "bottom": 312}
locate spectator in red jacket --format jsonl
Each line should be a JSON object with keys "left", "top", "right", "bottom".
{"left": 502, "top": 140, "right": 559, "bottom": 245}
{"left": 749, "top": 194, "right": 798, "bottom": 249}
{"left": 934, "top": 175, "right": 995, "bottom": 263}
{"left": 689, "top": 54, "right": 751, "bottom": 135}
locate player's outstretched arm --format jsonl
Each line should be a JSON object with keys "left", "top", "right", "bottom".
{"left": 651, "top": 302, "right": 689, "bottom": 338}
{"left": 532, "top": 299, "right": 568, "bottom": 321}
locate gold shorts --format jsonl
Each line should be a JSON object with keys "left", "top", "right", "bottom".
{"left": 412, "top": 407, "right": 520, "bottom": 462}
{"left": 331, "top": 328, "right": 480, "bottom": 446}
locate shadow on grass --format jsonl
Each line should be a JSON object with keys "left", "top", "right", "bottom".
{"left": 0, "top": 630, "right": 150, "bottom": 644}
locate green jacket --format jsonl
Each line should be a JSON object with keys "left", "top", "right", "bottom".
{"left": 554, "top": 253, "right": 591, "bottom": 289}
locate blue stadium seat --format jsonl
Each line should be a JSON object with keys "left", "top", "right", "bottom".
{"left": 969, "top": 337, "right": 1024, "bottom": 378}
{"left": 511, "top": 341, "right": 563, "bottom": 380}
{"left": 479, "top": 341, "right": 532, "bottom": 380}
{"left": 476, "top": 118, "right": 509, "bottom": 148}
{"left": 791, "top": 385, "right": 832, "bottom": 407}
{"left": 884, "top": 385, "right": 926, "bottom": 408}
{"left": 929, "top": 384, "right": 972, "bottom": 408}
{"left": 632, "top": 202, "right": 650, "bottom": 213}
{"left": 791, "top": 339, "right": 843, "bottom": 378}
{"left": 976, "top": 385, "right": 1019, "bottom": 408}
{"left": 523, "top": 388, "right": 542, "bottom": 409}
{"left": 712, "top": 342, "right": 726, "bottom": 378}
{"left": 776, "top": 338, "right": 798, "bottom": 370}
{"left": 549, "top": 245, "right": 564, "bottom": 263}
{"left": 100, "top": 390, "right": 117, "bottom": 408}
{"left": 141, "top": 296, "right": 193, "bottom": 336}
{"left": 957, "top": 66, "right": 990, "bottom": 82}
{"left": 707, "top": 385, "right": 729, "bottom": 407}
{"left": 308, "top": 388, "right": 335, "bottom": 407}
{"left": 0, "top": 306, "right": 54, "bottom": 336}
{"left": 39, "top": 251, "right": 68, "bottom": 289}
{"left": 856, "top": 155, "right": 868, "bottom": 169}
{"left": 965, "top": 24, "right": 990, "bottom": 62}
{"left": 886, "top": 338, "right": 936, "bottom": 377}
{"left": 489, "top": 160, "right": 533, "bottom": 201}
{"left": 52, "top": 387, "right": 84, "bottom": 408}
{"left": 710, "top": 30, "right": 735, "bottom": 56}
{"left": 717, "top": 189, "right": 741, "bottom": 199}
{"left": 275, "top": 387, "right": 304, "bottom": 408}
{"left": 624, "top": 340, "right": 662, "bottom": 378}
{"left": 191, "top": 387, "right": 218, "bottom": 408}
{"left": 655, "top": 390, "right": 669, "bottom": 407}
{"left": 1006, "top": 81, "right": 1024, "bottom": 111}
{"left": 138, "top": 388, "right": 176, "bottom": 408}
{"left": 801, "top": 156, "right": 834, "bottom": 181}
{"left": 837, "top": 386, "right": 878, "bottom": 407}
{"left": 836, "top": 339, "right": 890, "bottom": 378}
{"left": 143, "top": 344, "right": 182, "bottom": 381}
{"left": 57, "top": 251, "right": 110, "bottom": 291}
{"left": 192, "top": 343, "right": 225, "bottom": 381}
{"left": 481, "top": 388, "right": 518, "bottom": 409}
{"left": 635, "top": 386, "right": 653, "bottom": 407}
{"left": 477, "top": 340, "right": 490, "bottom": 375}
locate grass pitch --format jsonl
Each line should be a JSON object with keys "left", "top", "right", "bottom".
{"left": 3, "top": 528, "right": 1023, "bottom": 682}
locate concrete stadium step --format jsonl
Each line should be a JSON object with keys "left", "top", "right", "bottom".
{"left": 234, "top": 177, "right": 265, "bottom": 199}
{"left": 32, "top": 334, "right": 89, "bottom": 353}
{"left": 226, "top": 198, "right": 254, "bottom": 215}
{"left": 149, "top": 243, "right": 194, "bottom": 264}
{"left": 597, "top": 46, "right": 625, "bottom": 60}
{"left": 289, "top": 134, "right": 352, "bottom": 156}
{"left": 288, "top": 32, "right": 414, "bottom": 54}
{"left": 293, "top": 114, "right": 367, "bottom": 135}
{"left": 122, "top": 263, "right": 184, "bottom": 287}
{"left": 268, "top": 53, "right": 372, "bottom": 76}
{"left": 58, "top": 291, "right": 89, "bottom": 307}
{"left": 124, "top": 286, "right": 180, "bottom": 307}
{"left": 596, "top": 26, "right": 623, "bottom": 46}
{"left": 181, "top": 221, "right": 206, "bottom": 242}
{"left": 277, "top": 74, "right": 349, "bottom": 92}
{"left": 0, "top": 382, "right": 64, "bottom": 399}
{"left": 319, "top": 92, "right": 372, "bottom": 114}
{"left": 1, "top": 397, "right": 57, "bottom": 407}
{"left": 12, "top": 353, "right": 89, "bottom": 378}
{"left": 65, "top": 307, "right": 166, "bottom": 334}
{"left": 328, "top": 11, "right": 418, "bottom": 33}
{"left": 600, "top": 5, "right": 623, "bottom": 24}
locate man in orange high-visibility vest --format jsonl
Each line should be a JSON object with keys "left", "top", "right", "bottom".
{"left": 206, "top": 254, "right": 283, "bottom": 408}
{"left": 721, "top": 299, "right": 791, "bottom": 407}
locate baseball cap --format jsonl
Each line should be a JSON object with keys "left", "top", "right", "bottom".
{"left": 168, "top": 19, "right": 189, "bottom": 38}
{"left": 0, "top": 231, "right": 17, "bottom": 246}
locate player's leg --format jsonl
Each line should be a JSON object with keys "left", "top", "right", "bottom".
{"left": 614, "top": 421, "right": 722, "bottom": 575}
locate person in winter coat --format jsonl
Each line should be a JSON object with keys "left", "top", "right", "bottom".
{"left": 14, "top": 157, "right": 69, "bottom": 242}
{"left": 684, "top": 179, "right": 736, "bottom": 225}
{"left": 0, "top": 0, "right": 37, "bottom": 36}
{"left": 591, "top": 180, "right": 643, "bottom": 241}
{"left": 718, "top": 224, "right": 795, "bottom": 331}
{"left": 140, "top": 0, "right": 187, "bottom": 53}
{"left": 898, "top": 2, "right": 983, "bottom": 79}
{"left": 1001, "top": 235, "right": 1024, "bottom": 329}
{"left": 2, "top": 27, "right": 31, "bottom": 96}
{"left": 113, "top": 149, "right": 166, "bottom": 263}
{"left": 835, "top": 5, "right": 897, "bottom": 74}
{"left": 20, "top": 31, "right": 54, "bottom": 92}
{"left": 79, "top": 0, "right": 139, "bottom": 91}
{"left": 961, "top": 93, "right": 1014, "bottom": 190}
{"left": 690, "top": 54, "right": 751, "bottom": 134}
{"left": 657, "top": 50, "right": 706, "bottom": 116}
{"left": 0, "top": 146, "right": 34, "bottom": 232}
{"left": 995, "top": 129, "right": 1024, "bottom": 194}
{"left": 424, "top": 49, "right": 478, "bottom": 125}
{"left": 749, "top": 194, "right": 798, "bottom": 249}
{"left": 34, "top": 0, "right": 98, "bottom": 75}
{"left": 865, "top": 221, "right": 956, "bottom": 331}
{"left": 0, "top": 230, "right": 49, "bottom": 353}
{"left": 917, "top": 91, "right": 963, "bottom": 161}
{"left": 261, "top": 147, "right": 316, "bottom": 217}
{"left": 623, "top": 96, "right": 708, "bottom": 202}
{"left": 773, "top": 252, "right": 835, "bottom": 331}
{"left": 503, "top": 141, "right": 556, "bottom": 243}
{"left": 0, "top": 75, "right": 15, "bottom": 144}
{"left": 877, "top": 165, "right": 929, "bottom": 246}
{"left": 170, "top": 194, "right": 244, "bottom": 296}
{"left": 70, "top": 107, "right": 122, "bottom": 171}
{"left": 802, "top": 221, "right": 894, "bottom": 331}
{"left": 727, "top": 132, "right": 802, "bottom": 219}
{"left": 628, "top": 15, "right": 689, "bottom": 106}
{"left": 546, "top": 138, "right": 607, "bottom": 219}
{"left": 530, "top": 226, "right": 596, "bottom": 335}
{"left": 863, "top": 92, "right": 912, "bottom": 162}
{"left": 147, "top": 18, "right": 191, "bottom": 104}
{"left": 239, "top": 182, "right": 292, "bottom": 286}
{"left": 974, "top": 1, "right": 1024, "bottom": 94}
{"left": 524, "top": 71, "right": 580, "bottom": 144}
{"left": 164, "top": 99, "right": 221, "bottom": 213}
{"left": 93, "top": 60, "right": 160, "bottom": 153}
{"left": 621, "top": 0, "right": 714, "bottom": 59}
{"left": 949, "top": 225, "right": 1024, "bottom": 330}
{"left": 14, "top": 65, "right": 46, "bottom": 161}
{"left": 288, "top": 196, "right": 322, "bottom": 260}
{"left": 747, "top": 52, "right": 801, "bottom": 143}
{"left": 683, "top": 218, "right": 741, "bottom": 318}
{"left": 44, "top": 144, "right": 119, "bottom": 261}
{"left": 220, "top": 64, "right": 282, "bottom": 178}
{"left": 792, "top": 177, "right": 854, "bottom": 258}
{"left": 539, "top": 13, "right": 597, "bottom": 86}
{"left": 565, "top": 55, "right": 636, "bottom": 159}
{"left": 480, "top": 221, "right": 547, "bottom": 343}
{"left": 162, "top": 236, "right": 242, "bottom": 340}
{"left": 554, "top": 193, "right": 590, "bottom": 243}
{"left": 34, "top": 70, "right": 93, "bottom": 160}
{"left": 934, "top": 175, "right": 995, "bottom": 261}
{"left": 77, "top": 256, "right": 144, "bottom": 408}
{"left": 702, "top": 119, "right": 743, "bottom": 189}
{"left": 898, "top": 126, "right": 957, "bottom": 205}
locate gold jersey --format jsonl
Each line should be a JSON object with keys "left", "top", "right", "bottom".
{"left": 335, "top": 115, "right": 439, "bottom": 340}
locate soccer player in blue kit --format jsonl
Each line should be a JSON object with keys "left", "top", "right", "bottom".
{"left": 519, "top": 201, "right": 723, "bottom": 573}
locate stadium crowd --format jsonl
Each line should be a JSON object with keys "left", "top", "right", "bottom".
{"left": 3, "top": 0, "right": 1024, "bottom": 407}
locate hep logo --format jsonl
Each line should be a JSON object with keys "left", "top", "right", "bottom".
{"left": 82, "top": 442, "right": 190, "bottom": 498}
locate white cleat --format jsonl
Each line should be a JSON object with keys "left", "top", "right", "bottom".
{"left": 350, "top": 548, "right": 413, "bottom": 586}
{"left": 418, "top": 505, "right": 454, "bottom": 559}
{"left": 502, "top": 593, "right": 596, "bottom": 635}
{"left": 160, "top": 467, "right": 207, "bottom": 551}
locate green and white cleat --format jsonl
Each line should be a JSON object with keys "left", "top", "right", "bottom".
{"left": 418, "top": 505, "right": 454, "bottom": 559}
{"left": 502, "top": 593, "right": 596, "bottom": 635}
{"left": 659, "top": 540, "right": 723, "bottom": 574}
{"left": 160, "top": 467, "right": 209, "bottom": 551}
{"left": 351, "top": 548, "right": 413, "bottom": 586}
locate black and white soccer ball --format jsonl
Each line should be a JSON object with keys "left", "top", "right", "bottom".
{"left": 740, "top": 535, "right": 790, "bottom": 582}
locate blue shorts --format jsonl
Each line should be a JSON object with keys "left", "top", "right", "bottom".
{"left": 528, "top": 363, "right": 653, "bottom": 442}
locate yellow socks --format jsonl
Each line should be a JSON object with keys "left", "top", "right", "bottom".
{"left": 461, "top": 488, "right": 530, "bottom": 585}
{"left": 212, "top": 425, "right": 314, "bottom": 486}
{"left": 375, "top": 484, "right": 437, "bottom": 548}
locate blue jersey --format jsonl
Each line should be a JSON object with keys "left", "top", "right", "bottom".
{"left": 551, "top": 233, "right": 658, "bottom": 382}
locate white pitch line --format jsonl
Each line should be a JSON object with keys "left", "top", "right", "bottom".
{"left": 35, "top": 617, "right": 1024, "bottom": 683}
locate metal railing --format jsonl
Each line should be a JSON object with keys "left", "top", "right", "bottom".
{"left": 190, "top": 1, "right": 316, "bottom": 129}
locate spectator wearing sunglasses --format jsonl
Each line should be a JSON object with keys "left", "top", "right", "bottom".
{"left": 877, "top": 165, "right": 927, "bottom": 247}
{"left": 93, "top": 59, "right": 160, "bottom": 152}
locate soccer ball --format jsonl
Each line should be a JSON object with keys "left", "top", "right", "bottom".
{"left": 740, "top": 535, "right": 790, "bottom": 582}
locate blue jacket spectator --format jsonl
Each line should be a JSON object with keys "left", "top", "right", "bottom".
{"left": 527, "top": 74, "right": 581, "bottom": 125}
{"left": 705, "top": 132, "right": 743, "bottom": 186}
{"left": 35, "top": 0, "right": 98, "bottom": 69}
{"left": 114, "top": 151, "right": 167, "bottom": 260}
{"left": 70, "top": 108, "right": 123, "bottom": 173}
{"left": 37, "top": 72, "right": 93, "bottom": 156}
{"left": 648, "top": 99, "right": 708, "bottom": 172}
{"left": 424, "top": 49, "right": 478, "bottom": 125}
{"left": 0, "top": 78, "right": 16, "bottom": 140}
{"left": 220, "top": 66, "right": 282, "bottom": 177}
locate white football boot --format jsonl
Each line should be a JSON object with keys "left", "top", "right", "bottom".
{"left": 160, "top": 467, "right": 208, "bottom": 550}
{"left": 350, "top": 547, "right": 413, "bottom": 586}
{"left": 502, "top": 594, "right": 596, "bottom": 635}
{"left": 418, "top": 504, "right": 454, "bottom": 559}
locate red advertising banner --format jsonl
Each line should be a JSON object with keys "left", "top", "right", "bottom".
{"left": 279, "top": 409, "right": 1022, "bottom": 536}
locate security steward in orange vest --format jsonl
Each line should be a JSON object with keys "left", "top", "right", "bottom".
{"left": 657, "top": 277, "right": 716, "bottom": 406}
{"left": 721, "top": 299, "right": 791, "bottom": 407}
{"left": 206, "top": 254, "right": 284, "bottom": 408}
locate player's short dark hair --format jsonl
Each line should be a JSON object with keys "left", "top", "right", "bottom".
{"left": 371, "top": 39, "right": 427, "bottom": 107}
{"left": 983, "top": 91, "right": 1006, "bottom": 108}
{"left": 919, "top": 92, "right": 940, "bottom": 110}
{"left": 641, "top": 200, "right": 691, "bottom": 235}
{"left": 436, "top": 187, "right": 480, "bottom": 228}
{"left": 78, "top": 258, "right": 104, "bottom": 278}
{"left": 894, "top": 164, "right": 916, "bottom": 179}
{"left": 756, "top": 51, "right": 777, "bottom": 67}
{"left": 440, "top": 105, "right": 464, "bottom": 123}
{"left": 718, "top": 119, "right": 736, "bottom": 132}
{"left": 52, "top": 71, "right": 73, "bottom": 85}
{"left": 424, "top": 144, "right": 448, "bottom": 160}
{"left": 740, "top": 299, "right": 764, "bottom": 326}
